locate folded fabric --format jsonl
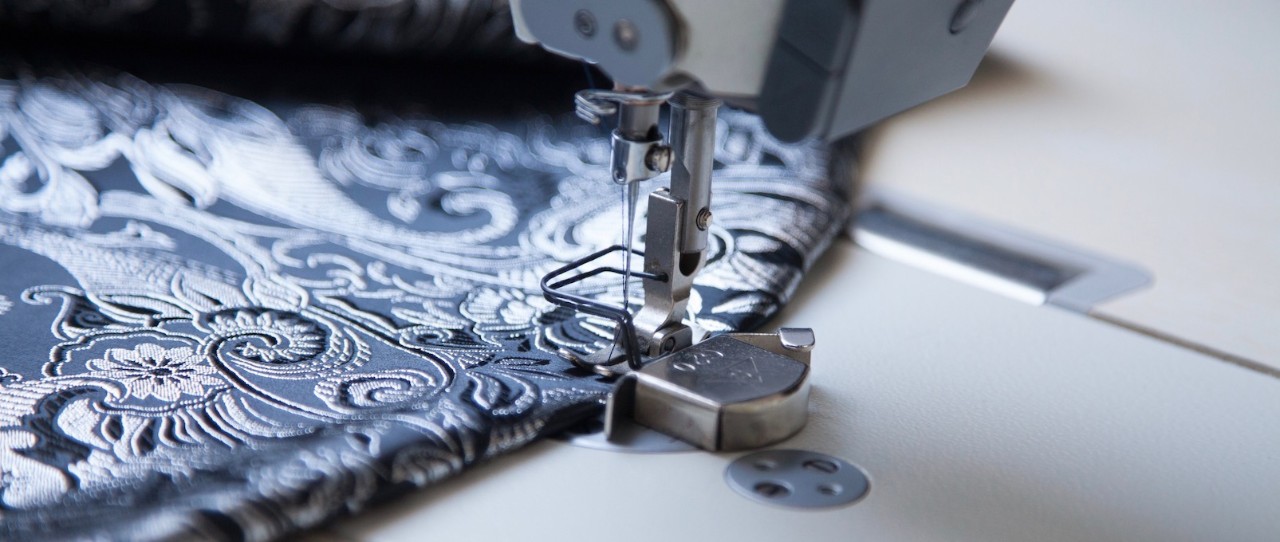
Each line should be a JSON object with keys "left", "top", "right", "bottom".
{"left": 0, "top": 63, "right": 849, "bottom": 540}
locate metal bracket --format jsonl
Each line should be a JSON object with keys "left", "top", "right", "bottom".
{"left": 631, "top": 93, "right": 720, "bottom": 358}
{"left": 575, "top": 89, "right": 672, "bottom": 184}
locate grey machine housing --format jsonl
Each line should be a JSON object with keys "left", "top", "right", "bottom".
{"left": 512, "top": 0, "right": 1016, "bottom": 142}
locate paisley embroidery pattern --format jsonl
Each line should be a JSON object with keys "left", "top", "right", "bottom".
{"left": 0, "top": 68, "right": 849, "bottom": 540}
{"left": 0, "top": 0, "right": 530, "bottom": 58}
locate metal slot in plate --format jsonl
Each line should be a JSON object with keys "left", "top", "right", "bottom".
{"left": 853, "top": 191, "right": 1152, "bottom": 313}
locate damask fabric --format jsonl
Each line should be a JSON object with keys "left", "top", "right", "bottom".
{"left": 0, "top": 0, "right": 531, "bottom": 58}
{"left": 0, "top": 63, "right": 850, "bottom": 539}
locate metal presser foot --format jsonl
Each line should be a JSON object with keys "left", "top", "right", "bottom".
{"left": 541, "top": 88, "right": 816, "bottom": 452}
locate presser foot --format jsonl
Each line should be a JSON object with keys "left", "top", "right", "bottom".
{"left": 604, "top": 329, "right": 815, "bottom": 452}
{"left": 540, "top": 250, "right": 817, "bottom": 451}
{"left": 541, "top": 86, "right": 817, "bottom": 451}
{"left": 555, "top": 321, "right": 709, "bottom": 378}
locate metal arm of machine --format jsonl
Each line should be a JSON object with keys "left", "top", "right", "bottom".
{"left": 512, "top": 0, "right": 1016, "bottom": 142}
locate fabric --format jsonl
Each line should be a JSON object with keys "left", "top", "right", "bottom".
{"left": 0, "top": 62, "right": 849, "bottom": 539}
{"left": 0, "top": 0, "right": 531, "bottom": 58}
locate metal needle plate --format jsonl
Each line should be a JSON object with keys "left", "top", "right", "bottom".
{"left": 554, "top": 414, "right": 696, "bottom": 453}
{"left": 725, "top": 449, "right": 870, "bottom": 509}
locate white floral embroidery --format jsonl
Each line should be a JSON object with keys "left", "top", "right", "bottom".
{"left": 0, "top": 294, "right": 11, "bottom": 316}
{"left": 0, "top": 70, "right": 845, "bottom": 539}
{"left": 207, "top": 309, "right": 327, "bottom": 364}
{"left": 0, "top": 430, "right": 70, "bottom": 508}
{"left": 461, "top": 288, "right": 553, "bottom": 336}
{"left": 86, "top": 343, "right": 223, "bottom": 401}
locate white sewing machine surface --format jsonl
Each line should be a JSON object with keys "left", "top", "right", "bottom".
{"left": 317, "top": 2, "right": 1280, "bottom": 540}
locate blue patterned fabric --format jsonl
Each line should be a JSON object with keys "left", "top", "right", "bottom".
{"left": 0, "top": 66, "right": 849, "bottom": 540}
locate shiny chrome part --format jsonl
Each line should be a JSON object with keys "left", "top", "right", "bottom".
{"left": 542, "top": 89, "right": 714, "bottom": 371}
{"left": 610, "top": 131, "right": 669, "bottom": 184}
{"left": 575, "top": 89, "right": 673, "bottom": 185}
{"left": 631, "top": 190, "right": 695, "bottom": 356}
{"left": 725, "top": 449, "right": 870, "bottom": 509}
{"left": 695, "top": 207, "right": 712, "bottom": 230}
{"left": 667, "top": 93, "right": 720, "bottom": 255}
{"left": 644, "top": 144, "right": 672, "bottom": 173}
{"left": 545, "top": 88, "right": 818, "bottom": 453}
{"left": 605, "top": 330, "right": 813, "bottom": 451}
{"left": 779, "top": 327, "right": 816, "bottom": 352}
{"left": 854, "top": 191, "right": 1152, "bottom": 312}
{"left": 729, "top": 330, "right": 814, "bottom": 365}
{"left": 632, "top": 93, "right": 720, "bottom": 355}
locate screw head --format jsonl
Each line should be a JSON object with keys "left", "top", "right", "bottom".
{"left": 695, "top": 208, "right": 712, "bottom": 230}
{"left": 661, "top": 336, "right": 676, "bottom": 353}
{"left": 645, "top": 145, "right": 672, "bottom": 173}
{"left": 574, "top": 10, "right": 597, "bottom": 38}
{"left": 613, "top": 19, "right": 639, "bottom": 51}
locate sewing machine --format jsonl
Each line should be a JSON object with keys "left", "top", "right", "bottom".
{"left": 316, "top": 1, "right": 1280, "bottom": 540}
{"left": 522, "top": 0, "right": 1015, "bottom": 451}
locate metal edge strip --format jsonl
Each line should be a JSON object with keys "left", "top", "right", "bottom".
{"left": 850, "top": 189, "right": 1153, "bottom": 313}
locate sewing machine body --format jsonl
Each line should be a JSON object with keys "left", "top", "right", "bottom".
{"left": 513, "top": 0, "right": 1015, "bottom": 142}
